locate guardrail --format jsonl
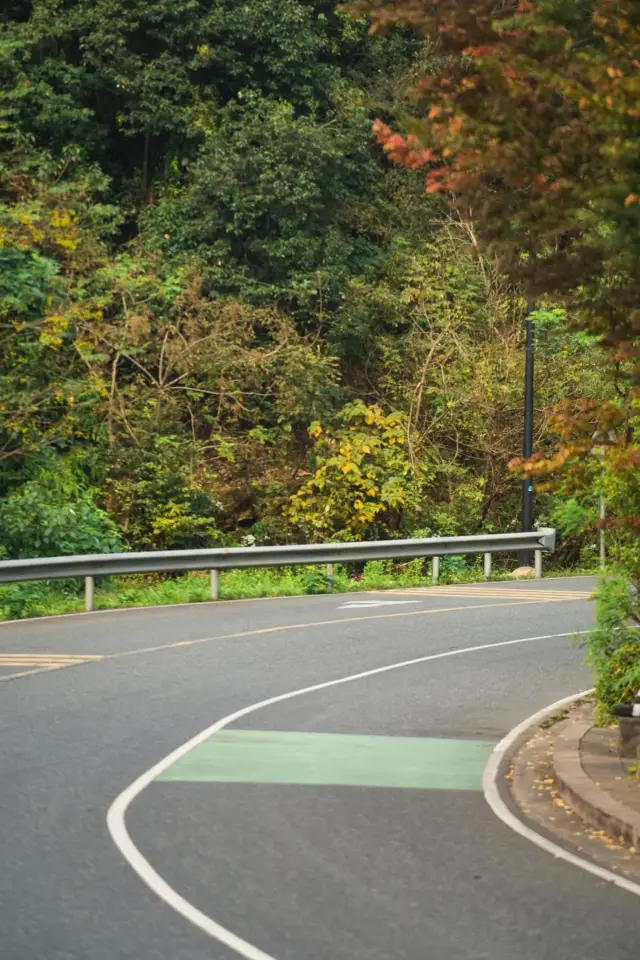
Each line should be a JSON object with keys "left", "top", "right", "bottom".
{"left": 0, "top": 529, "right": 555, "bottom": 612}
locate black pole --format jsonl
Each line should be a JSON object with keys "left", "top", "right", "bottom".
{"left": 521, "top": 305, "right": 535, "bottom": 566}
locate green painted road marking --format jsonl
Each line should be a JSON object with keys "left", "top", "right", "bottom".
{"left": 157, "top": 730, "right": 495, "bottom": 790}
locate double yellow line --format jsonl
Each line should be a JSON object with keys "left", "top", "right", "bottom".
{"left": 0, "top": 653, "right": 103, "bottom": 681}
{"left": 384, "top": 586, "right": 593, "bottom": 601}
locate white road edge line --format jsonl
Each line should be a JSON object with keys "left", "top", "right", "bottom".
{"left": 483, "top": 690, "right": 640, "bottom": 898}
{"left": 108, "top": 629, "right": 589, "bottom": 960}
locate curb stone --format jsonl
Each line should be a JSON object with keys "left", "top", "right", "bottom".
{"left": 553, "top": 717, "right": 640, "bottom": 848}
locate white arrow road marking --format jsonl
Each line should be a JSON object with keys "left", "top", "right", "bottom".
{"left": 339, "top": 600, "right": 421, "bottom": 609}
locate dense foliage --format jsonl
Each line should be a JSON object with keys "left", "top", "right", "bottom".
{"left": 347, "top": 0, "right": 639, "bottom": 712}
{"left": 0, "top": 0, "right": 617, "bottom": 580}
{"left": 585, "top": 575, "right": 640, "bottom": 722}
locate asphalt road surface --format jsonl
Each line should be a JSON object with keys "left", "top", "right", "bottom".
{"left": 1, "top": 576, "right": 636, "bottom": 960}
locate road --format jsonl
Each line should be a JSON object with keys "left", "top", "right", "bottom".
{"left": 0, "top": 576, "right": 636, "bottom": 960}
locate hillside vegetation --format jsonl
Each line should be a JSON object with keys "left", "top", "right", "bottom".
{"left": 0, "top": 1, "right": 617, "bottom": 613}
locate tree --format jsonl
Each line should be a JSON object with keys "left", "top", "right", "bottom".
{"left": 0, "top": 144, "right": 114, "bottom": 482}
{"left": 142, "top": 91, "right": 383, "bottom": 312}
{"left": 0, "top": 0, "right": 623, "bottom": 594}
{"left": 346, "top": 0, "right": 638, "bottom": 538}
{"left": 347, "top": 1, "right": 639, "bottom": 348}
{"left": 1, "top": 0, "right": 416, "bottom": 203}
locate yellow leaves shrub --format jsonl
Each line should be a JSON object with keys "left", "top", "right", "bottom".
{"left": 286, "top": 401, "right": 416, "bottom": 540}
{"left": 39, "top": 312, "right": 69, "bottom": 348}
{"left": 49, "top": 209, "right": 79, "bottom": 252}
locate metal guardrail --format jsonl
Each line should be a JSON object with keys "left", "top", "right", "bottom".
{"left": 0, "top": 529, "right": 555, "bottom": 611}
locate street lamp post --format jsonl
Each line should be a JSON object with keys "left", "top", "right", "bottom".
{"left": 596, "top": 430, "right": 616, "bottom": 570}
{"left": 599, "top": 488, "right": 606, "bottom": 570}
{"left": 521, "top": 305, "right": 535, "bottom": 567}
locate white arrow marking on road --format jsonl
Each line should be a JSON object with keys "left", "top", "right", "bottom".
{"left": 339, "top": 600, "right": 421, "bottom": 609}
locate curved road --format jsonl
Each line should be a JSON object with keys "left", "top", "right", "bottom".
{"left": 1, "top": 576, "right": 636, "bottom": 959}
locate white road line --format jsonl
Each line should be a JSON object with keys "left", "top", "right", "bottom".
{"left": 483, "top": 692, "right": 640, "bottom": 898}
{"left": 0, "top": 665, "right": 68, "bottom": 682}
{"left": 107, "top": 629, "right": 586, "bottom": 960}
{"left": 339, "top": 600, "right": 421, "bottom": 609}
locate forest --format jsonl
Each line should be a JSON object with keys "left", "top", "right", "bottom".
{"left": 0, "top": 1, "right": 637, "bottom": 661}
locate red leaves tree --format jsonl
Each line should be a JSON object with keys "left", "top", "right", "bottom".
{"left": 350, "top": 1, "right": 639, "bottom": 344}
{"left": 346, "top": 0, "right": 639, "bottom": 590}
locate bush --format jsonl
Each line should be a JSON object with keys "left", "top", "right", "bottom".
{"left": 0, "top": 477, "right": 122, "bottom": 559}
{"left": 105, "top": 436, "right": 222, "bottom": 551}
{"left": 440, "top": 555, "right": 469, "bottom": 577}
{"left": 303, "top": 571, "right": 330, "bottom": 594}
{"left": 582, "top": 574, "right": 640, "bottom": 723}
{"left": 360, "top": 559, "right": 396, "bottom": 589}
{"left": 0, "top": 581, "right": 82, "bottom": 620}
{"left": 594, "top": 641, "right": 640, "bottom": 724}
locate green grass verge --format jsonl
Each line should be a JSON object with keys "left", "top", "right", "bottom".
{"left": 0, "top": 559, "right": 597, "bottom": 622}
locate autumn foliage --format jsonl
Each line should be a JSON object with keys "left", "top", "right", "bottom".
{"left": 352, "top": 1, "right": 639, "bottom": 342}
{"left": 0, "top": 0, "right": 633, "bottom": 616}
{"left": 348, "top": 0, "right": 639, "bottom": 586}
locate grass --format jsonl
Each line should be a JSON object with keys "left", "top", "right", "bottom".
{"left": 0, "top": 558, "right": 598, "bottom": 623}
{"left": 540, "top": 709, "right": 571, "bottom": 729}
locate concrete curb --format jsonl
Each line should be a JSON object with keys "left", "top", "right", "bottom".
{"left": 553, "top": 717, "right": 640, "bottom": 848}
{"left": 484, "top": 689, "right": 640, "bottom": 897}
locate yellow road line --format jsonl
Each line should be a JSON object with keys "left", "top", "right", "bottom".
{"left": 0, "top": 653, "right": 102, "bottom": 661}
{"left": 388, "top": 594, "right": 592, "bottom": 600}
{"left": 381, "top": 588, "right": 592, "bottom": 600}
{"left": 0, "top": 654, "right": 103, "bottom": 676}
{"left": 0, "top": 594, "right": 592, "bottom": 683}
{"left": 105, "top": 598, "right": 572, "bottom": 661}
{"left": 0, "top": 657, "right": 102, "bottom": 667}
{"left": 0, "top": 651, "right": 103, "bottom": 657}
{"left": 381, "top": 586, "right": 592, "bottom": 594}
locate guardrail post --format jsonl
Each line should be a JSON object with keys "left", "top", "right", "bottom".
{"left": 84, "top": 576, "right": 94, "bottom": 613}
{"left": 534, "top": 550, "right": 543, "bottom": 579}
{"left": 209, "top": 569, "right": 219, "bottom": 600}
{"left": 432, "top": 556, "right": 440, "bottom": 584}
{"left": 483, "top": 552, "right": 492, "bottom": 579}
{"left": 326, "top": 564, "right": 334, "bottom": 593}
